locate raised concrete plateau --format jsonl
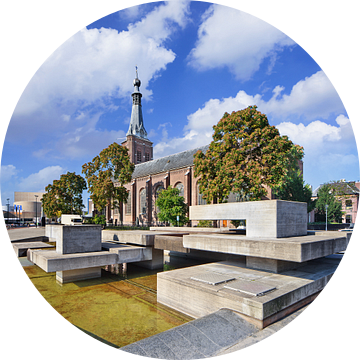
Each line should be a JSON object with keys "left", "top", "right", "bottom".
{"left": 157, "top": 256, "right": 341, "bottom": 329}
{"left": 183, "top": 232, "right": 348, "bottom": 263}
{"left": 189, "top": 200, "right": 307, "bottom": 238}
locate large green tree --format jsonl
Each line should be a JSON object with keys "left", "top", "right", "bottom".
{"left": 155, "top": 186, "right": 188, "bottom": 226}
{"left": 315, "top": 183, "right": 343, "bottom": 223}
{"left": 82, "top": 142, "right": 134, "bottom": 213}
{"left": 194, "top": 106, "right": 294, "bottom": 203}
{"left": 41, "top": 172, "right": 87, "bottom": 219}
{"left": 272, "top": 145, "right": 315, "bottom": 212}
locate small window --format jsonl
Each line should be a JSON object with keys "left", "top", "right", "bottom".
{"left": 137, "top": 150, "right": 142, "bottom": 163}
{"left": 345, "top": 199, "right": 352, "bottom": 210}
{"left": 197, "top": 183, "right": 207, "bottom": 205}
{"left": 145, "top": 152, "right": 150, "bottom": 162}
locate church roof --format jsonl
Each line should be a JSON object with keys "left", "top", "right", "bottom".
{"left": 132, "top": 144, "right": 209, "bottom": 179}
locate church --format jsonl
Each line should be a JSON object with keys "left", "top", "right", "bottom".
{"left": 108, "top": 70, "right": 278, "bottom": 227}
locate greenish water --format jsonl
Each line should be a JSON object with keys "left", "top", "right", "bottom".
{"left": 20, "top": 255, "right": 205, "bottom": 348}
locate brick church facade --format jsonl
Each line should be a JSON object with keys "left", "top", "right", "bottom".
{"left": 108, "top": 70, "right": 274, "bottom": 226}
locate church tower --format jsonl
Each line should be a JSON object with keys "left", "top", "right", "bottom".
{"left": 122, "top": 67, "right": 153, "bottom": 164}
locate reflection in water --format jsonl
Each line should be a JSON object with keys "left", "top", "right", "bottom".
{"left": 20, "top": 253, "right": 211, "bottom": 348}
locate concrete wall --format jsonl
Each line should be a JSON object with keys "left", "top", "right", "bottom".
{"left": 189, "top": 200, "right": 307, "bottom": 238}
{"left": 45, "top": 224, "right": 102, "bottom": 254}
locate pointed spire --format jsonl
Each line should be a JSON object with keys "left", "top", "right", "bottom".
{"left": 127, "top": 67, "right": 148, "bottom": 139}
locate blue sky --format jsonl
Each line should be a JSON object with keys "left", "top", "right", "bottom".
{"left": 1, "top": 0, "right": 359, "bottom": 207}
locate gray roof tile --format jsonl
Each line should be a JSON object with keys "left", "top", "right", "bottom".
{"left": 132, "top": 145, "right": 209, "bottom": 179}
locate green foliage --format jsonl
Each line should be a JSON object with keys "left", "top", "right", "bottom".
{"left": 197, "top": 220, "right": 213, "bottom": 228}
{"left": 93, "top": 214, "right": 106, "bottom": 225}
{"left": 315, "top": 183, "right": 343, "bottom": 223}
{"left": 155, "top": 186, "right": 189, "bottom": 226}
{"left": 41, "top": 172, "right": 87, "bottom": 219}
{"left": 82, "top": 142, "right": 134, "bottom": 212}
{"left": 194, "top": 106, "right": 294, "bottom": 203}
{"left": 272, "top": 145, "right": 315, "bottom": 212}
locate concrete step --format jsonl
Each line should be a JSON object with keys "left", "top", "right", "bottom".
{"left": 121, "top": 309, "right": 258, "bottom": 359}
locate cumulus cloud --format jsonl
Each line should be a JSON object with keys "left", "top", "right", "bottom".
{"left": 264, "top": 71, "right": 344, "bottom": 120}
{"left": 7, "top": 1, "right": 190, "bottom": 159}
{"left": 16, "top": 166, "right": 66, "bottom": 192}
{"left": 0, "top": 165, "right": 18, "bottom": 183}
{"left": 187, "top": 4, "right": 295, "bottom": 80}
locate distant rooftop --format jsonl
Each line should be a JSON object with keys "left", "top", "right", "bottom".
{"left": 312, "top": 180, "right": 360, "bottom": 197}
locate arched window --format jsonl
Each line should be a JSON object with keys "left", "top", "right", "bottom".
{"left": 139, "top": 188, "right": 146, "bottom": 215}
{"left": 155, "top": 184, "right": 164, "bottom": 213}
{"left": 175, "top": 182, "right": 184, "bottom": 198}
{"left": 125, "top": 191, "right": 131, "bottom": 215}
{"left": 197, "top": 183, "right": 206, "bottom": 205}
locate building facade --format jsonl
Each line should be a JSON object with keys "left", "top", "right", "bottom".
{"left": 107, "top": 71, "right": 273, "bottom": 226}
{"left": 309, "top": 180, "right": 360, "bottom": 224}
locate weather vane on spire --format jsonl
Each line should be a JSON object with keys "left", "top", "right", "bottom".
{"left": 135, "top": 65, "right": 138, "bottom": 78}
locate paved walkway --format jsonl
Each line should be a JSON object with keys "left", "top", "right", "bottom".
{"left": 7, "top": 227, "right": 46, "bottom": 242}
{"left": 121, "top": 306, "right": 307, "bottom": 359}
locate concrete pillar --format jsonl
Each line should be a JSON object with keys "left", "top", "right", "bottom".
{"left": 56, "top": 267, "right": 102, "bottom": 284}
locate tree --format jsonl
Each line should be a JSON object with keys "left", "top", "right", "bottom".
{"left": 155, "top": 186, "right": 188, "bottom": 226}
{"left": 41, "top": 172, "right": 87, "bottom": 219}
{"left": 194, "top": 106, "right": 294, "bottom": 203}
{"left": 272, "top": 145, "right": 315, "bottom": 213}
{"left": 82, "top": 142, "right": 134, "bottom": 213}
{"left": 315, "top": 183, "right": 343, "bottom": 223}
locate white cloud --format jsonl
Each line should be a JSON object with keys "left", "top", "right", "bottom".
{"left": 264, "top": 71, "right": 344, "bottom": 120}
{"left": 7, "top": 1, "right": 191, "bottom": 157}
{"left": 17, "top": 166, "right": 66, "bottom": 192}
{"left": 0, "top": 164, "right": 18, "bottom": 183}
{"left": 187, "top": 4, "right": 295, "bottom": 80}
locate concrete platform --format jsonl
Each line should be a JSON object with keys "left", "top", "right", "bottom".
{"left": 102, "top": 230, "right": 188, "bottom": 246}
{"left": 12, "top": 241, "right": 54, "bottom": 257}
{"left": 183, "top": 232, "right": 348, "bottom": 263}
{"left": 28, "top": 249, "right": 118, "bottom": 272}
{"left": 8, "top": 227, "right": 47, "bottom": 243}
{"left": 157, "top": 256, "right": 341, "bottom": 329}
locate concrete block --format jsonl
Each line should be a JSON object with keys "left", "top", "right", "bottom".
{"left": 56, "top": 267, "right": 102, "bottom": 283}
{"left": 189, "top": 200, "right": 307, "bottom": 238}
{"left": 56, "top": 225, "right": 102, "bottom": 254}
{"left": 134, "top": 248, "right": 164, "bottom": 270}
{"left": 102, "top": 242, "right": 153, "bottom": 263}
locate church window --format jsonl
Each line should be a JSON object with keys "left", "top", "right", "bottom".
{"left": 175, "top": 183, "right": 184, "bottom": 198}
{"left": 197, "top": 183, "right": 207, "bottom": 205}
{"left": 125, "top": 192, "right": 131, "bottom": 215}
{"left": 155, "top": 185, "right": 164, "bottom": 213}
{"left": 145, "top": 152, "right": 150, "bottom": 162}
{"left": 137, "top": 150, "right": 142, "bottom": 163}
{"left": 140, "top": 188, "right": 147, "bottom": 215}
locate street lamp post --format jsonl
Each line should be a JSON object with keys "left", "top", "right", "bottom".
{"left": 34, "top": 195, "right": 38, "bottom": 228}
{"left": 6, "top": 198, "right": 10, "bottom": 224}
{"left": 325, "top": 204, "right": 329, "bottom": 231}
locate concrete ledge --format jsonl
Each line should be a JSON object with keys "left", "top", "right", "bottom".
{"left": 154, "top": 235, "right": 190, "bottom": 253}
{"left": 183, "top": 233, "right": 348, "bottom": 262}
{"left": 28, "top": 249, "right": 118, "bottom": 272}
{"left": 13, "top": 242, "right": 54, "bottom": 257}
{"left": 102, "top": 242, "right": 153, "bottom": 262}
